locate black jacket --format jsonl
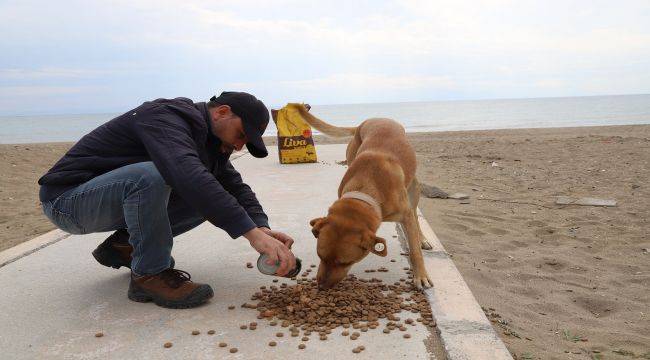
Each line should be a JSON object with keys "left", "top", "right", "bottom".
{"left": 38, "top": 97, "right": 269, "bottom": 238}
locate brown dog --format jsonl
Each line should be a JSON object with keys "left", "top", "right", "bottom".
{"left": 288, "top": 104, "right": 433, "bottom": 290}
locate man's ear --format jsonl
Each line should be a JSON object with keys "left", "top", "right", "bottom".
{"left": 364, "top": 233, "right": 387, "bottom": 257}
{"left": 309, "top": 217, "right": 328, "bottom": 238}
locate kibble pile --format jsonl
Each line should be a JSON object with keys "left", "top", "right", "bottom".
{"left": 237, "top": 263, "right": 436, "bottom": 353}
{"left": 97, "top": 261, "right": 436, "bottom": 355}
{"left": 245, "top": 274, "right": 435, "bottom": 331}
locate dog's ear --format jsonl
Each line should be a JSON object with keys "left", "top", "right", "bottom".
{"left": 363, "top": 233, "right": 388, "bottom": 257}
{"left": 309, "top": 217, "right": 328, "bottom": 238}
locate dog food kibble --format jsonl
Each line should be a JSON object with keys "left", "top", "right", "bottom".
{"left": 404, "top": 333, "right": 411, "bottom": 338}
{"left": 230, "top": 348, "right": 238, "bottom": 353}
{"left": 191, "top": 330, "right": 200, "bottom": 335}
{"left": 359, "top": 345, "right": 366, "bottom": 351}
{"left": 298, "top": 344, "right": 306, "bottom": 349}
{"left": 163, "top": 342, "right": 172, "bottom": 348}
{"left": 246, "top": 262, "right": 253, "bottom": 268}
{"left": 269, "top": 341, "right": 277, "bottom": 347}
{"left": 94, "top": 332, "right": 103, "bottom": 338}
{"left": 352, "top": 348, "right": 361, "bottom": 353}
{"left": 240, "top": 325, "right": 247, "bottom": 330}
{"left": 219, "top": 342, "right": 227, "bottom": 347}
{"left": 238, "top": 274, "right": 432, "bottom": 345}
{"left": 207, "top": 330, "right": 215, "bottom": 335}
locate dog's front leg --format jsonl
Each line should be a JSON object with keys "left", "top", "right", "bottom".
{"left": 402, "top": 212, "right": 433, "bottom": 289}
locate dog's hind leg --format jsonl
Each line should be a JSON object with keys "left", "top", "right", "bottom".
{"left": 345, "top": 129, "right": 362, "bottom": 164}
{"left": 407, "top": 179, "right": 433, "bottom": 250}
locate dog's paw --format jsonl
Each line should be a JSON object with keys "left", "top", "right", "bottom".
{"left": 413, "top": 271, "right": 433, "bottom": 290}
{"left": 420, "top": 239, "right": 433, "bottom": 250}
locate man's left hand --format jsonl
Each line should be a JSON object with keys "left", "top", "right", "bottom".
{"left": 259, "top": 227, "right": 294, "bottom": 249}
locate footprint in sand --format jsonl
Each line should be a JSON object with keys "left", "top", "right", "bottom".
{"left": 445, "top": 223, "right": 469, "bottom": 232}
{"left": 457, "top": 216, "right": 486, "bottom": 226}
{"left": 487, "top": 227, "right": 508, "bottom": 235}
{"left": 505, "top": 285, "right": 542, "bottom": 300}
{"left": 534, "top": 227, "right": 558, "bottom": 236}
{"left": 509, "top": 240, "right": 528, "bottom": 248}
{"left": 526, "top": 220, "right": 546, "bottom": 227}
{"left": 574, "top": 296, "right": 618, "bottom": 317}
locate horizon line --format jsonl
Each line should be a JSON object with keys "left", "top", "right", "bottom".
{"left": 1, "top": 92, "right": 648, "bottom": 118}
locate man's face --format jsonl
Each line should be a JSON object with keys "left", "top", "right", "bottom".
{"left": 211, "top": 106, "right": 248, "bottom": 154}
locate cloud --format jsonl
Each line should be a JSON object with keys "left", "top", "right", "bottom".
{"left": 0, "top": 85, "right": 101, "bottom": 97}
{"left": 0, "top": 0, "right": 649, "bottom": 114}
{"left": 0, "top": 68, "right": 111, "bottom": 80}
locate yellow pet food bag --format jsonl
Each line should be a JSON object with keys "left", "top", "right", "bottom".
{"left": 271, "top": 104, "right": 317, "bottom": 164}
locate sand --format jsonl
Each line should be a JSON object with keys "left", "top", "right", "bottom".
{"left": 1, "top": 125, "right": 648, "bottom": 359}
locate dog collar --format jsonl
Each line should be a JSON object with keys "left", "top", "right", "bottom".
{"left": 341, "top": 191, "right": 382, "bottom": 218}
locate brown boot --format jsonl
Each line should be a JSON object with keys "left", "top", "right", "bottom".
{"left": 128, "top": 268, "right": 213, "bottom": 309}
{"left": 92, "top": 229, "right": 175, "bottom": 269}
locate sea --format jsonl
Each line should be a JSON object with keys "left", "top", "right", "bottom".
{"left": 1, "top": 94, "right": 649, "bottom": 144}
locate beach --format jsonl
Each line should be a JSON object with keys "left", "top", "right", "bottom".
{"left": 1, "top": 124, "right": 648, "bottom": 358}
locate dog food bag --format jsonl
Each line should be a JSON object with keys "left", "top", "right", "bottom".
{"left": 271, "top": 104, "right": 317, "bottom": 164}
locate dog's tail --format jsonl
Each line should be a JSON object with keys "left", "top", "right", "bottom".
{"left": 287, "top": 103, "right": 356, "bottom": 138}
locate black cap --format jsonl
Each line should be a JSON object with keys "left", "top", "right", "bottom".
{"left": 210, "top": 91, "right": 269, "bottom": 158}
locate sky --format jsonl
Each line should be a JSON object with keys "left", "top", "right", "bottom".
{"left": 0, "top": 0, "right": 649, "bottom": 115}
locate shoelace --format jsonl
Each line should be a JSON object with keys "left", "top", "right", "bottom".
{"left": 159, "top": 268, "right": 192, "bottom": 289}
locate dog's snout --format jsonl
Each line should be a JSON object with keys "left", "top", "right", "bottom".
{"left": 317, "top": 280, "right": 332, "bottom": 290}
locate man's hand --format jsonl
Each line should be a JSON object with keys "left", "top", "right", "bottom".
{"left": 244, "top": 228, "right": 296, "bottom": 276}
{"left": 259, "top": 227, "right": 294, "bottom": 249}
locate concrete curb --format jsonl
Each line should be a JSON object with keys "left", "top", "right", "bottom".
{"left": 396, "top": 209, "right": 513, "bottom": 360}
{"left": 0, "top": 229, "right": 70, "bottom": 268}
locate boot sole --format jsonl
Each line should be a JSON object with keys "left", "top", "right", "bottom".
{"left": 92, "top": 246, "right": 175, "bottom": 269}
{"left": 128, "top": 284, "right": 214, "bottom": 309}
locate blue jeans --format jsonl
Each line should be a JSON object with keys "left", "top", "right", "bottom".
{"left": 41, "top": 161, "right": 204, "bottom": 275}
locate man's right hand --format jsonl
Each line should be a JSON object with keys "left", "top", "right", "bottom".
{"left": 244, "top": 228, "right": 296, "bottom": 277}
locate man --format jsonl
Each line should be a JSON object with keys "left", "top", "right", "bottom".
{"left": 38, "top": 91, "right": 297, "bottom": 309}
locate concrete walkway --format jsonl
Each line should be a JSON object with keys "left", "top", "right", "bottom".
{"left": 0, "top": 144, "right": 511, "bottom": 359}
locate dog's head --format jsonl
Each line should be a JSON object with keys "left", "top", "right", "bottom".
{"left": 310, "top": 199, "right": 384, "bottom": 290}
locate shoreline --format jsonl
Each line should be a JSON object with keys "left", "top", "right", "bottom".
{"left": 1, "top": 123, "right": 648, "bottom": 358}
{"left": 1, "top": 123, "right": 649, "bottom": 146}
